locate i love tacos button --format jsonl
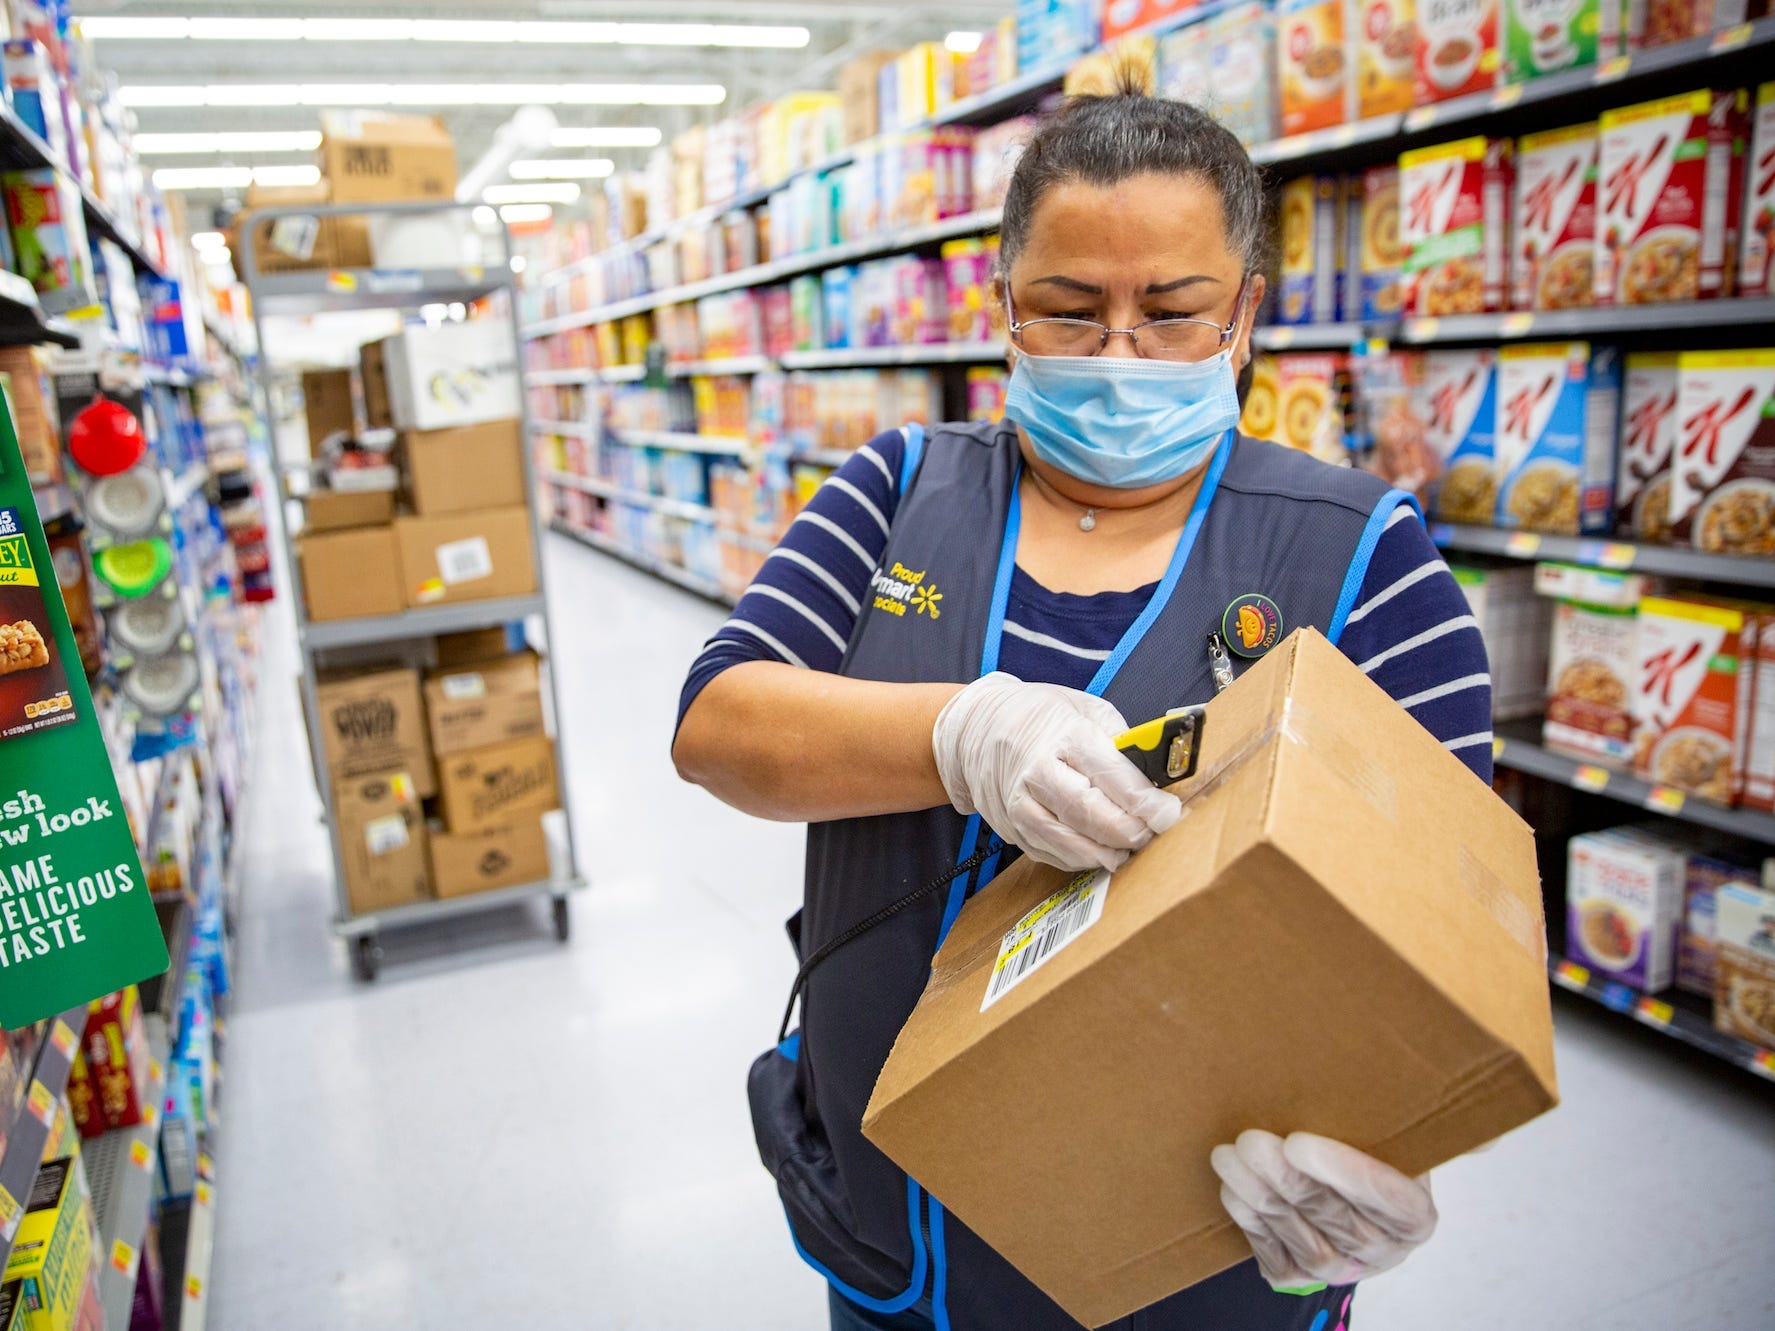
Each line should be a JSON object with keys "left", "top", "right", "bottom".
{"left": 1223, "top": 593, "right": 1283, "bottom": 658}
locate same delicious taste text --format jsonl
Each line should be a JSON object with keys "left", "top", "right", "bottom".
{"left": 0, "top": 786, "right": 136, "bottom": 967}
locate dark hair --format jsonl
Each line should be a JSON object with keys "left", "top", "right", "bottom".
{"left": 997, "top": 89, "right": 1270, "bottom": 280}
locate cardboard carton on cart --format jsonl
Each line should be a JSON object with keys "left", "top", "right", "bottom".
{"left": 863, "top": 630, "right": 1557, "bottom": 1328}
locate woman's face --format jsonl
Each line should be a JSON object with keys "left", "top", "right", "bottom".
{"left": 1001, "top": 171, "right": 1263, "bottom": 368}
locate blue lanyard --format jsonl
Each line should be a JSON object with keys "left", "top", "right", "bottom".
{"left": 938, "top": 428, "right": 1235, "bottom": 945}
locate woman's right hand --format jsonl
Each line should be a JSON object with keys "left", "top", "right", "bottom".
{"left": 932, "top": 672, "right": 1183, "bottom": 872}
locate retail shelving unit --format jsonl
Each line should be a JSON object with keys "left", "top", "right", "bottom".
{"left": 0, "top": 1009, "right": 86, "bottom": 1271}
{"left": 86, "top": 1028, "right": 169, "bottom": 1331}
{"left": 240, "top": 202, "right": 585, "bottom": 979}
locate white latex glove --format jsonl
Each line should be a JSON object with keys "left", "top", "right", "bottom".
{"left": 932, "top": 672, "right": 1183, "bottom": 872}
{"left": 1211, "top": 1130, "right": 1437, "bottom": 1290}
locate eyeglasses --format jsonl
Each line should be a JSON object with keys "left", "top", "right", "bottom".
{"left": 1006, "top": 276, "right": 1251, "bottom": 362}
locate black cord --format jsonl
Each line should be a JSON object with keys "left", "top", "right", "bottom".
{"left": 777, "top": 837, "right": 1015, "bottom": 1045}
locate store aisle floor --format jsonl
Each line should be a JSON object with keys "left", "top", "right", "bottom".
{"left": 212, "top": 534, "right": 1775, "bottom": 1331}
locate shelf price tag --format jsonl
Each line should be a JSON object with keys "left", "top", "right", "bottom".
{"left": 1598, "top": 543, "right": 1637, "bottom": 569}
{"left": 1601, "top": 981, "right": 1636, "bottom": 1011}
{"left": 1595, "top": 55, "right": 1632, "bottom": 82}
{"left": 186, "top": 1275, "right": 205, "bottom": 1301}
{"left": 1410, "top": 317, "right": 1440, "bottom": 341}
{"left": 1266, "top": 328, "right": 1295, "bottom": 350}
{"left": 1573, "top": 764, "right": 1611, "bottom": 792}
{"left": 1492, "top": 84, "right": 1525, "bottom": 110}
{"left": 1752, "top": 1050, "right": 1775, "bottom": 1082}
{"left": 1499, "top": 312, "right": 1535, "bottom": 336}
{"left": 26, "top": 1079, "right": 54, "bottom": 1126}
{"left": 50, "top": 1019, "right": 76, "bottom": 1057}
{"left": 111, "top": 1239, "right": 138, "bottom": 1279}
{"left": 1711, "top": 22, "right": 1752, "bottom": 50}
{"left": 1635, "top": 997, "right": 1674, "bottom": 1028}
{"left": 129, "top": 1138, "right": 153, "bottom": 1171}
{"left": 1331, "top": 123, "right": 1359, "bottom": 147}
{"left": 1428, "top": 521, "right": 1455, "bottom": 546}
{"left": 1553, "top": 959, "right": 1590, "bottom": 989}
{"left": 1404, "top": 106, "right": 1439, "bottom": 132}
{"left": 0, "top": 1184, "right": 19, "bottom": 1241}
{"left": 1493, "top": 736, "right": 1506, "bottom": 759}
{"left": 196, "top": 1180, "right": 213, "bottom": 1207}
{"left": 324, "top": 271, "right": 358, "bottom": 294}
{"left": 1645, "top": 786, "right": 1686, "bottom": 814}
{"left": 1505, "top": 531, "right": 1543, "bottom": 557}
{"left": 198, "top": 1151, "right": 215, "bottom": 1180}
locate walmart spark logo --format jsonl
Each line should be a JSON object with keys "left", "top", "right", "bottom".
{"left": 871, "top": 561, "right": 942, "bottom": 620}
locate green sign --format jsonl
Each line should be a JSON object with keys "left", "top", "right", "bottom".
{"left": 0, "top": 401, "right": 165, "bottom": 1029}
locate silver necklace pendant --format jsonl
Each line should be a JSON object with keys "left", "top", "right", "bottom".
{"left": 1079, "top": 510, "right": 1096, "bottom": 532}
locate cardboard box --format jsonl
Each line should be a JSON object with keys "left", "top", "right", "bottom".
{"left": 435, "top": 626, "right": 516, "bottom": 668}
{"left": 302, "top": 368, "right": 356, "bottom": 455}
{"left": 333, "top": 770, "right": 431, "bottom": 915}
{"left": 297, "top": 525, "right": 404, "bottom": 622}
{"left": 1715, "top": 881, "right": 1775, "bottom": 1047}
{"left": 4, "top": 1157, "right": 94, "bottom": 1331}
{"left": 360, "top": 336, "right": 395, "bottom": 429}
{"left": 1513, "top": 123, "right": 1598, "bottom": 311}
{"left": 393, "top": 507, "right": 536, "bottom": 609}
{"left": 240, "top": 183, "right": 372, "bottom": 273}
{"left": 1420, "top": 348, "right": 1500, "bottom": 522}
{"left": 862, "top": 630, "right": 1557, "bottom": 1327}
{"left": 383, "top": 320, "right": 522, "bottom": 431}
{"left": 1614, "top": 352, "right": 1680, "bottom": 542}
{"left": 1416, "top": 0, "right": 1501, "bottom": 104}
{"left": 436, "top": 734, "right": 558, "bottom": 834}
{"left": 319, "top": 110, "right": 457, "bottom": 204}
{"left": 303, "top": 488, "right": 395, "bottom": 534}
{"left": 313, "top": 665, "right": 435, "bottom": 798}
{"left": 403, "top": 418, "right": 526, "bottom": 516}
{"left": 1566, "top": 827, "right": 1686, "bottom": 991}
{"left": 1400, "top": 136, "right": 1514, "bottom": 317}
{"left": 1668, "top": 349, "right": 1775, "bottom": 553}
{"left": 423, "top": 650, "right": 544, "bottom": 757}
{"left": 429, "top": 816, "right": 550, "bottom": 899}
{"left": 1738, "top": 82, "right": 1775, "bottom": 298}
{"left": 1493, "top": 342, "right": 1619, "bottom": 534}
{"left": 1633, "top": 596, "right": 1754, "bottom": 804}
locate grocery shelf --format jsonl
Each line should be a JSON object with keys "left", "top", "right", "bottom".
{"left": 779, "top": 342, "right": 1005, "bottom": 369}
{"left": 598, "top": 364, "right": 646, "bottom": 383}
{"left": 165, "top": 463, "right": 209, "bottom": 512}
{"left": 608, "top": 429, "right": 748, "bottom": 456}
{"left": 248, "top": 265, "right": 508, "bottom": 318}
{"left": 333, "top": 875, "right": 583, "bottom": 938}
{"left": 87, "top": 1033, "right": 168, "bottom": 1331}
{"left": 1398, "top": 297, "right": 1775, "bottom": 345}
{"left": 300, "top": 595, "right": 546, "bottom": 651}
{"left": 1549, "top": 958, "right": 1775, "bottom": 1085}
{"left": 667, "top": 356, "right": 773, "bottom": 378}
{"left": 526, "top": 367, "right": 600, "bottom": 385}
{"left": 1428, "top": 521, "right": 1775, "bottom": 589}
{"left": 0, "top": 1009, "right": 86, "bottom": 1273}
{"left": 543, "top": 469, "right": 716, "bottom": 522}
{"left": 0, "top": 270, "right": 80, "bottom": 348}
{"left": 720, "top": 527, "right": 777, "bottom": 555}
{"left": 530, "top": 418, "right": 595, "bottom": 437}
{"left": 552, "top": 519, "right": 735, "bottom": 606}
{"left": 1492, "top": 721, "right": 1775, "bottom": 842}
{"left": 1253, "top": 323, "right": 1374, "bottom": 351}
{"left": 1249, "top": 112, "right": 1408, "bottom": 168}
{"left": 179, "top": 1175, "right": 217, "bottom": 1331}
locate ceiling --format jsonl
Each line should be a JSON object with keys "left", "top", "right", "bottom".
{"left": 70, "top": 0, "right": 1014, "bottom": 216}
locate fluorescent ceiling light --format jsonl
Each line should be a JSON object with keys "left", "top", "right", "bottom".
{"left": 119, "top": 83, "right": 725, "bottom": 108}
{"left": 82, "top": 16, "right": 807, "bottom": 48}
{"left": 483, "top": 183, "right": 580, "bottom": 205}
{"left": 190, "top": 230, "right": 228, "bottom": 249}
{"left": 153, "top": 164, "right": 320, "bottom": 190}
{"left": 945, "top": 31, "right": 984, "bottom": 55}
{"left": 135, "top": 131, "right": 322, "bottom": 155}
{"left": 253, "top": 165, "right": 323, "bottom": 186}
{"left": 551, "top": 127, "right": 662, "bottom": 148}
{"left": 510, "top": 159, "right": 614, "bottom": 180}
{"left": 499, "top": 204, "right": 554, "bottom": 224}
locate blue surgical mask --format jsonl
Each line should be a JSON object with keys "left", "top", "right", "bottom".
{"left": 1003, "top": 349, "right": 1242, "bottom": 489}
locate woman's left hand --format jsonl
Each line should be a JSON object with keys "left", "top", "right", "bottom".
{"left": 1210, "top": 1130, "right": 1437, "bottom": 1290}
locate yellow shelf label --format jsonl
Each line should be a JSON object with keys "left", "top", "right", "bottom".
{"left": 1636, "top": 997, "right": 1673, "bottom": 1027}
{"left": 197, "top": 1152, "right": 215, "bottom": 1180}
{"left": 1753, "top": 1050, "right": 1775, "bottom": 1080}
{"left": 1598, "top": 543, "right": 1637, "bottom": 569}
{"left": 111, "top": 1239, "right": 136, "bottom": 1276}
{"left": 1646, "top": 785, "right": 1686, "bottom": 814}
{"left": 1712, "top": 22, "right": 1752, "bottom": 50}
{"left": 1573, "top": 764, "right": 1611, "bottom": 792}
{"left": 27, "top": 1080, "right": 54, "bottom": 1125}
{"left": 1555, "top": 959, "right": 1591, "bottom": 988}
{"left": 0, "top": 1184, "right": 19, "bottom": 1234}
{"left": 1492, "top": 84, "right": 1525, "bottom": 110}
{"left": 186, "top": 1275, "right": 204, "bottom": 1300}
{"left": 1411, "top": 317, "right": 1441, "bottom": 340}
{"left": 130, "top": 1139, "right": 153, "bottom": 1170}
{"left": 1505, "top": 531, "right": 1543, "bottom": 557}
{"left": 1267, "top": 328, "right": 1295, "bottom": 349}
{"left": 325, "top": 271, "right": 359, "bottom": 293}
{"left": 1500, "top": 312, "right": 1535, "bottom": 336}
{"left": 196, "top": 1181, "right": 214, "bottom": 1207}
{"left": 1404, "top": 107, "right": 1439, "bottom": 132}
{"left": 1596, "top": 55, "right": 1631, "bottom": 82}
{"left": 1493, "top": 736, "right": 1506, "bottom": 759}
{"left": 50, "top": 1020, "right": 77, "bottom": 1057}
{"left": 143, "top": 1103, "right": 159, "bottom": 1128}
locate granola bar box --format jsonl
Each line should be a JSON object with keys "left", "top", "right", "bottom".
{"left": 1614, "top": 352, "right": 1680, "bottom": 542}
{"left": 1596, "top": 89, "right": 1747, "bottom": 306}
{"left": 1513, "top": 122, "right": 1598, "bottom": 311}
{"left": 1400, "top": 136, "right": 1513, "bottom": 318}
{"left": 1668, "top": 349, "right": 1775, "bottom": 554}
{"left": 1494, "top": 341, "right": 1620, "bottom": 535}
{"left": 0, "top": 503, "right": 75, "bottom": 738}
{"left": 1715, "top": 881, "right": 1775, "bottom": 1049}
{"left": 1632, "top": 595, "right": 1754, "bottom": 806}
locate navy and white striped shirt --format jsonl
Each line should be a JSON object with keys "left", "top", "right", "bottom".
{"left": 678, "top": 429, "right": 1493, "bottom": 782}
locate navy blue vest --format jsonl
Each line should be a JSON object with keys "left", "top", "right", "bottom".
{"left": 749, "top": 422, "right": 1407, "bottom": 1329}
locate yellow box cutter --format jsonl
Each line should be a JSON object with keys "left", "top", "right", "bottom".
{"left": 1114, "top": 706, "right": 1207, "bottom": 786}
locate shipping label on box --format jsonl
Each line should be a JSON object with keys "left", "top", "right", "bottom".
{"left": 1739, "top": 83, "right": 1775, "bottom": 298}
{"left": 1545, "top": 601, "right": 1638, "bottom": 764}
{"left": 1633, "top": 596, "right": 1750, "bottom": 804}
{"left": 1615, "top": 352, "right": 1680, "bottom": 542}
{"left": 1400, "top": 136, "right": 1513, "bottom": 317}
{"left": 1668, "top": 349, "right": 1775, "bottom": 553}
{"left": 423, "top": 651, "right": 544, "bottom": 757}
{"left": 1715, "top": 883, "right": 1775, "bottom": 1047}
{"left": 1566, "top": 830, "right": 1684, "bottom": 991}
{"left": 436, "top": 734, "right": 559, "bottom": 834}
{"left": 313, "top": 666, "right": 435, "bottom": 798}
{"left": 1420, "top": 348, "right": 1499, "bottom": 523}
{"left": 1514, "top": 123, "right": 1598, "bottom": 311}
{"left": 1494, "top": 341, "right": 1618, "bottom": 534}
{"left": 394, "top": 508, "right": 537, "bottom": 609}
{"left": 334, "top": 770, "right": 430, "bottom": 916}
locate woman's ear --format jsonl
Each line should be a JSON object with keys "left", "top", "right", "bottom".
{"left": 1235, "top": 273, "right": 1266, "bottom": 371}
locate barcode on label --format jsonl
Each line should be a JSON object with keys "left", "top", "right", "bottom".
{"left": 435, "top": 536, "right": 493, "bottom": 585}
{"left": 268, "top": 215, "right": 319, "bottom": 261}
{"left": 441, "top": 672, "right": 487, "bottom": 701}
{"left": 981, "top": 869, "right": 1109, "bottom": 1012}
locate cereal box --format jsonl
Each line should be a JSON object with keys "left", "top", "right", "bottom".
{"left": 1739, "top": 83, "right": 1775, "bottom": 299}
{"left": 1207, "top": 3, "right": 1278, "bottom": 147}
{"left": 1241, "top": 354, "right": 1282, "bottom": 442}
{"left": 1277, "top": 175, "right": 1347, "bottom": 325}
{"left": 1494, "top": 342, "right": 1619, "bottom": 534}
{"left": 1356, "top": 0, "right": 1417, "bottom": 117}
{"left": 1419, "top": 348, "right": 1499, "bottom": 522}
{"left": 1679, "top": 853, "right": 1759, "bottom": 998}
{"left": 1505, "top": 0, "right": 1619, "bottom": 82}
{"left": 1614, "top": 351, "right": 1680, "bottom": 541}
{"left": 1449, "top": 563, "right": 1552, "bottom": 719}
{"left": 1415, "top": 0, "right": 1501, "bottom": 104}
{"left": 1100, "top": 0, "right": 1194, "bottom": 38}
{"left": 1513, "top": 123, "right": 1598, "bottom": 311}
{"left": 1400, "top": 136, "right": 1513, "bottom": 317}
{"left": 967, "top": 366, "right": 1007, "bottom": 422}
{"left": 1275, "top": 353, "right": 1354, "bottom": 461}
{"left": 1158, "top": 19, "right": 1216, "bottom": 108}
{"left": 1567, "top": 828, "right": 1686, "bottom": 990}
{"left": 1633, "top": 595, "right": 1753, "bottom": 804}
{"left": 1544, "top": 600, "right": 1638, "bottom": 764}
{"left": 1597, "top": 89, "right": 1747, "bottom": 306}
{"left": 1668, "top": 350, "right": 1775, "bottom": 553}
{"left": 1715, "top": 882, "right": 1775, "bottom": 1048}
{"left": 1358, "top": 165, "right": 1404, "bottom": 319}
{"left": 1633, "top": 0, "right": 1749, "bottom": 50}
{"left": 1745, "top": 613, "right": 1775, "bottom": 811}
{"left": 941, "top": 237, "right": 993, "bottom": 344}
{"left": 1277, "top": 0, "right": 1350, "bottom": 136}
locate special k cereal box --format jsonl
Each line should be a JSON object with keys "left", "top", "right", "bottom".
{"left": 1278, "top": 175, "right": 1346, "bottom": 325}
{"left": 1739, "top": 83, "right": 1775, "bottom": 299}
{"left": 1357, "top": 0, "right": 1417, "bottom": 118}
{"left": 1400, "top": 137, "right": 1514, "bottom": 317}
{"left": 1494, "top": 341, "right": 1620, "bottom": 534}
{"left": 1278, "top": 0, "right": 1351, "bottom": 136}
{"left": 1597, "top": 89, "right": 1748, "bottom": 306}
{"left": 1614, "top": 352, "right": 1681, "bottom": 542}
{"left": 1634, "top": 596, "right": 1754, "bottom": 805}
{"left": 1415, "top": 0, "right": 1501, "bottom": 105}
{"left": 1669, "top": 350, "right": 1775, "bottom": 553}
{"left": 1513, "top": 123, "right": 1598, "bottom": 311}
{"left": 1359, "top": 165, "right": 1404, "bottom": 319}
{"left": 1418, "top": 348, "right": 1500, "bottom": 522}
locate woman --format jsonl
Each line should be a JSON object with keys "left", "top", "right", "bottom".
{"left": 674, "top": 90, "right": 1489, "bottom": 1331}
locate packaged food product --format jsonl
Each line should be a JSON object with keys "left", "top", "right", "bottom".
{"left": 1739, "top": 82, "right": 1775, "bottom": 299}
{"left": 1679, "top": 853, "right": 1760, "bottom": 999}
{"left": 1668, "top": 349, "right": 1775, "bottom": 553}
{"left": 1596, "top": 89, "right": 1747, "bottom": 306}
{"left": 1418, "top": 348, "right": 1500, "bottom": 521}
{"left": 1633, "top": 0, "right": 1749, "bottom": 49}
{"left": 1744, "top": 612, "right": 1775, "bottom": 811}
{"left": 1614, "top": 351, "right": 1680, "bottom": 542}
{"left": 1505, "top": 0, "right": 1619, "bottom": 81}
{"left": 1415, "top": 0, "right": 1501, "bottom": 104}
{"left": 1207, "top": 3, "right": 1279, "bottom": 147}
{"left": 1514, "top": 123, "right": 1598, "bottom": 311}
{"left": 1715, "top": 881, "right": 1775, "bottom": 1048}
{"left": 1633, "top": 595, "right": 1754, "bottom": 804}
{"left": 1494, "top": 341, "right": 1619, "bottom": 534}
{"left": 1240, "top": 354, "right": 1282, "bottom": 442}
{"left": 970, "top": 116, "right": 1036, "bottom": 212}
{"left": 967, "top": 367, "right": 1008, "bottom": 422}
{"left": 1277, "top": 175, "right": 1346, "bottom": 325}
{"left": 1399, "top": 136, "right": 1513, "bottom": 317}
{"left": 1100, "top": 0, "right": 1194, "bottom": 38}
{"left": 1358, "top": 165, "right": 1404, "bottom": 319}
{"left": 2, "top": 167, "right": 95, "bottom": 314}
{"left": 941, "top": 237, "right": 993, "bottom": 344}
{"left": 1567, "top": 827, "right": 1686, "bottom": 991}
{"left": 890, "top": 257, "right": 947, "bottom": 345}
{"left": 1277, "top": 0, "right": 1351, "bottom": 136}
{"left": 1157, "top": 19, "right": 1216, "bottom": 108}
{"left": 1272, "top": 353, "right": 1353, "bottom": 462}
{"left": 1450, "top": 563, "right": 1552, "bottom": 719}
{"left": 1358, "top": 0, "right": 1417, "bottom": 118}
{"left": 1544, "top": 599, "right": 1638, "bottom": 764}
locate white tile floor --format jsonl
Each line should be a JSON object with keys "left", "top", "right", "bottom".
{"left": 210, "top": 534, "right": 1775, "bottom": 1330}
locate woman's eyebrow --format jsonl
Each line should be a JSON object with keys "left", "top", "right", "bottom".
{"left": 1027, "top": 274, "right": 1221, "bottom": 294}
{"left": 1145, "top": 275, "right": 1219, "bottom": 294}
{"left": 1030, "top": 275, "right": 1103, "bottom": 293}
